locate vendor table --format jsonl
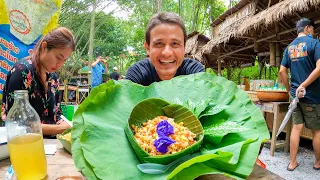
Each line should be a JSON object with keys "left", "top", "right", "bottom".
{"left": 257, "top": 101, "right": 292, "bottom": 156}
{"left": 0, "top": 139, "right": 284, "bottom": 180}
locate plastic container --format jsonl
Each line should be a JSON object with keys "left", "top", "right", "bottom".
{"left": 61, "top": 105, "right": 75, "bottom": 121}
{"left": 5, "top": 90, "right": 47, "bottom": 179}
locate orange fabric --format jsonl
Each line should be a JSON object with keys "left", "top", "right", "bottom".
{"left": 256, "top": 158, "right": 266, "bottom": 169}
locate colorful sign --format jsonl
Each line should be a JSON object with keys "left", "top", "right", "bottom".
{"left": 0, "top": 0, "right": 62, "bottom": 95}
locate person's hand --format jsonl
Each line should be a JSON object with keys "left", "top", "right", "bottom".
{"left": 58, "top": 120, "right": 71, "bottom": 132}
{"left": 97, "top": 56, "right": 102, "bottom": 62}
{"left": 296, "top": 85, "right": 305, "bottom": 98}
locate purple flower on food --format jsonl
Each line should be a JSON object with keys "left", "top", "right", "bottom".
{"left": 156, "top": 120, "right": 174, "bottom": 136}
{"left": 154, "top": 136, "right": 175, "bottom": 154}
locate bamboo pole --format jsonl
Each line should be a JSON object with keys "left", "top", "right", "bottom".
{"left": 227, "top": 63, "right": 231, "bottom": 80}
{"left": 218, "top": 58, "right": 222, "bottom": 76}
{"left": 88, "top": 0, "right": 96, "bottom": 86}
{"left": 269, "top": 42, "right": 276, "bottom": 66}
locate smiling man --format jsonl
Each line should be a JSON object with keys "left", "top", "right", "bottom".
{"left": 125, "top": 12, "right": 204, "bottom": 86}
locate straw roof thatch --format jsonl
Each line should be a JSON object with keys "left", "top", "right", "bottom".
{"left": 185, "top": 33, "right": 200, "bottom": 55}
{"left": 203, "top": 0, "right": 320, "bottom": 54}
{"left": 185, "top": 31, "right": 210, "bottom": 63}
{"left": 237, "top": 0, "right": 320, "bottom": 35}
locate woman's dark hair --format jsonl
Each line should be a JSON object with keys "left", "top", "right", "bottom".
{"left": 145, "top": 12, "right": 187, "bottom": 46}
{"left": 29, "top": 27, "right": 75, "bottom": 86}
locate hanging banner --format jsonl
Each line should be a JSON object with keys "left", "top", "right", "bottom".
{"left": 0, "top": 0, "right": 62, "bottom": 95}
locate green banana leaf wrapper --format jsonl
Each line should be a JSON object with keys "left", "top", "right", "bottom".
{"left": 57, "top": 128, "right": 72, "bottom": 154}
{"left": 71, "top": 72, "right": 270, "bottom": 180}
{"left": 125, "top": 98, "right": 204, "bottom": 165}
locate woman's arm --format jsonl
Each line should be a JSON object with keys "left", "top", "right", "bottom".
{"left": 42, "top": 121, "right": 71, "bottom": 135}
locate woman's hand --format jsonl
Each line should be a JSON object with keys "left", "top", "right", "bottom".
{"left": 58, "top": 120, "right": 72, "bottom": 133}
{"left": 42, "top": 121, "right": 71, "bottom": 135}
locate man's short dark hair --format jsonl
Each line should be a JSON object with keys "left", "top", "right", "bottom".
{"left": 296, "top": 18, "right": 316, "bottom": 34}
{"left": 145, "top": 12, "right": 187, "bottom": 46}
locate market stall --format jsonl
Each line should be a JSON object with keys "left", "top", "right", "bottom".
{"left": 197, "top": 0, "right": 319, "bottom": 156}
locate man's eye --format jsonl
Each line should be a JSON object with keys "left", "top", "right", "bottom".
{"left": 172, "top": 42, "right": 181, "bottom": 47}
{"left": 154, "top": 42, "right": 163, "bottom": 46}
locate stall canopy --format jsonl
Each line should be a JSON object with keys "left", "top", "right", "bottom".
{"left": 199, "top": 0, "right": 320, "bottom": 71}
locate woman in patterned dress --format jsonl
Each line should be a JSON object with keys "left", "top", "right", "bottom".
{"left": 2, "top": 27, "right": 75, "bottom": 136}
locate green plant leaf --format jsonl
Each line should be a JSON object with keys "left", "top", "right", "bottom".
{"left": 203, "top": 119, "right": 249, "bottom": 145}
{"left": 125, "top": 98, "right": 203, "bottom": 165}
{"left": 71, "top": 72, "right": 270, "bottom": 180}
{"left": 199, "top": 104, "right": 228, "bottom": 118}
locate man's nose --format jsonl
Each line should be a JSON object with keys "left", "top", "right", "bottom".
{"left": 162, "top": 45, "right": 173, "bottom": 57}
{"left": 57, "top": 62, "right": 63, "bottom": 69}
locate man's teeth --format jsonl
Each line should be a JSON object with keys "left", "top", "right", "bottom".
{"left": 160, "top": 60, "right": 175, "bottom": 64}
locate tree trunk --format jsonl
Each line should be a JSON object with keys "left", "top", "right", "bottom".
{"left": 193, "top": 0, "right": 200, "bottom": 31}
{"left": 155, "top": 0, "right": 162, "bottom": 12}
{"left": 88, "top": 0, "right": 96, "bottom": 86}
{"left": 178, "top": 0, "right": 182, "bottom": 16}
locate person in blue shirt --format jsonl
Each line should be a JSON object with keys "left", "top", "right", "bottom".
{"left": 279, "top": 18, "right": 320, "bottom": 171}
{"left": 91, "top": 55, "right": 106, "bottom": 88}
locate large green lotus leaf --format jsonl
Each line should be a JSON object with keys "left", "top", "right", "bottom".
{"left": 203, "top": 118, "right": 249, "bottom": 145}
{"left": 125, "top": 98, "right": 203, "bottom": 165}
{"left": 71, "top": 72, "right": 270, "bottom": 180}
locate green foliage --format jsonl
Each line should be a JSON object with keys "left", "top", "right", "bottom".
{"left": 118, "top": 0, "right": 227, "bottom": 50}
{"left": 221, "top": 61, "right": 279, "bottom": 85}
{"left": 206, "top": 68, "right": 217, "bottom": 76}
{"left": 57, "top": 0, "right": 229, "bottom": 80}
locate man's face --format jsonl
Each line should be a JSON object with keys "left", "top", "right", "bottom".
{"left": 305, "top": 25, "right": 315, "bottom": 36}
{"left": 144, "top": 23, "right": 185, "bottom": 80}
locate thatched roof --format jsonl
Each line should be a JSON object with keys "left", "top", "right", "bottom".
{"left": 185, "top": 31, "right": 210, "bottom": 63}
{"left": 237, "top": 0, "right": 320, "bottom": 35}
{"left": 203, "top": 0, "right": 320, "bottom": 54}
{"left": 211, "top": 0, "right": 252, "bottom": 27}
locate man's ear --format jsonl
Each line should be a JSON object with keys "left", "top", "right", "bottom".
{"left": 41, "top": 41, "right": 47, "bottom": 50}
{"left": 304, "top": 26, "right": 309, "bottom": 34}
{"left": 144, "top": 42, "right": 150, "bottom": 56}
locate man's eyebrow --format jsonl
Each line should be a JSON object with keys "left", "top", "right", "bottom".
{"left": 152, "top": 38, "right": 163, "bottom": 42}
{"left": 172, "top": 39, "right": 183, "bottom": 43}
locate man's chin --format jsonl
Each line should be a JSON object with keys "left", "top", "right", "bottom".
{"left": 157, "top": 70, "right": 177, "bottom": 80}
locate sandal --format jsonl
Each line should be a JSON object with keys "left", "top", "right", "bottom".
{"left": 287, "top": 163, "right": 299, "bottom": 171}
{"left": 313, "top": 166, "right": 320, "bottom": 170}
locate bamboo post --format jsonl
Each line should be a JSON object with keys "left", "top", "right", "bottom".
{"left": 227, "top": 63, "right": 231, "bottom": 80}
{"left": 259, "top": 57, "right": 263, "bottom": 79}
{"left": 254, "top": 34, "right": 259, "bottom": 53}
{"left": 218, "top": 58, "right": 222, "bottom": 76}
{"left": 88, "top": 0, "right": 96, "bottom": 86}
{"left": 269, "top": 67, "right": 272, "bottom": 79}
{"left": 269, "top": 42, "right": 276, "bottom": 66}
{"left": 276, "top": 43, "right": 281, "bottom": 67}
{"left": 275, "top": 24, "right": 281, "bottom": 68}
{"left": 264, "top": 65, "right": 267, "bottom": 79}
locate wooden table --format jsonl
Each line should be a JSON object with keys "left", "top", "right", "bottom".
{"left": 257, "top": 101, "right": 292, "bottom": 156}
{"left": 0, "top": 139, "right": 284, "bottom": 180}
{"left": 0, "top": 139, "right": 83, "bottom": 180}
